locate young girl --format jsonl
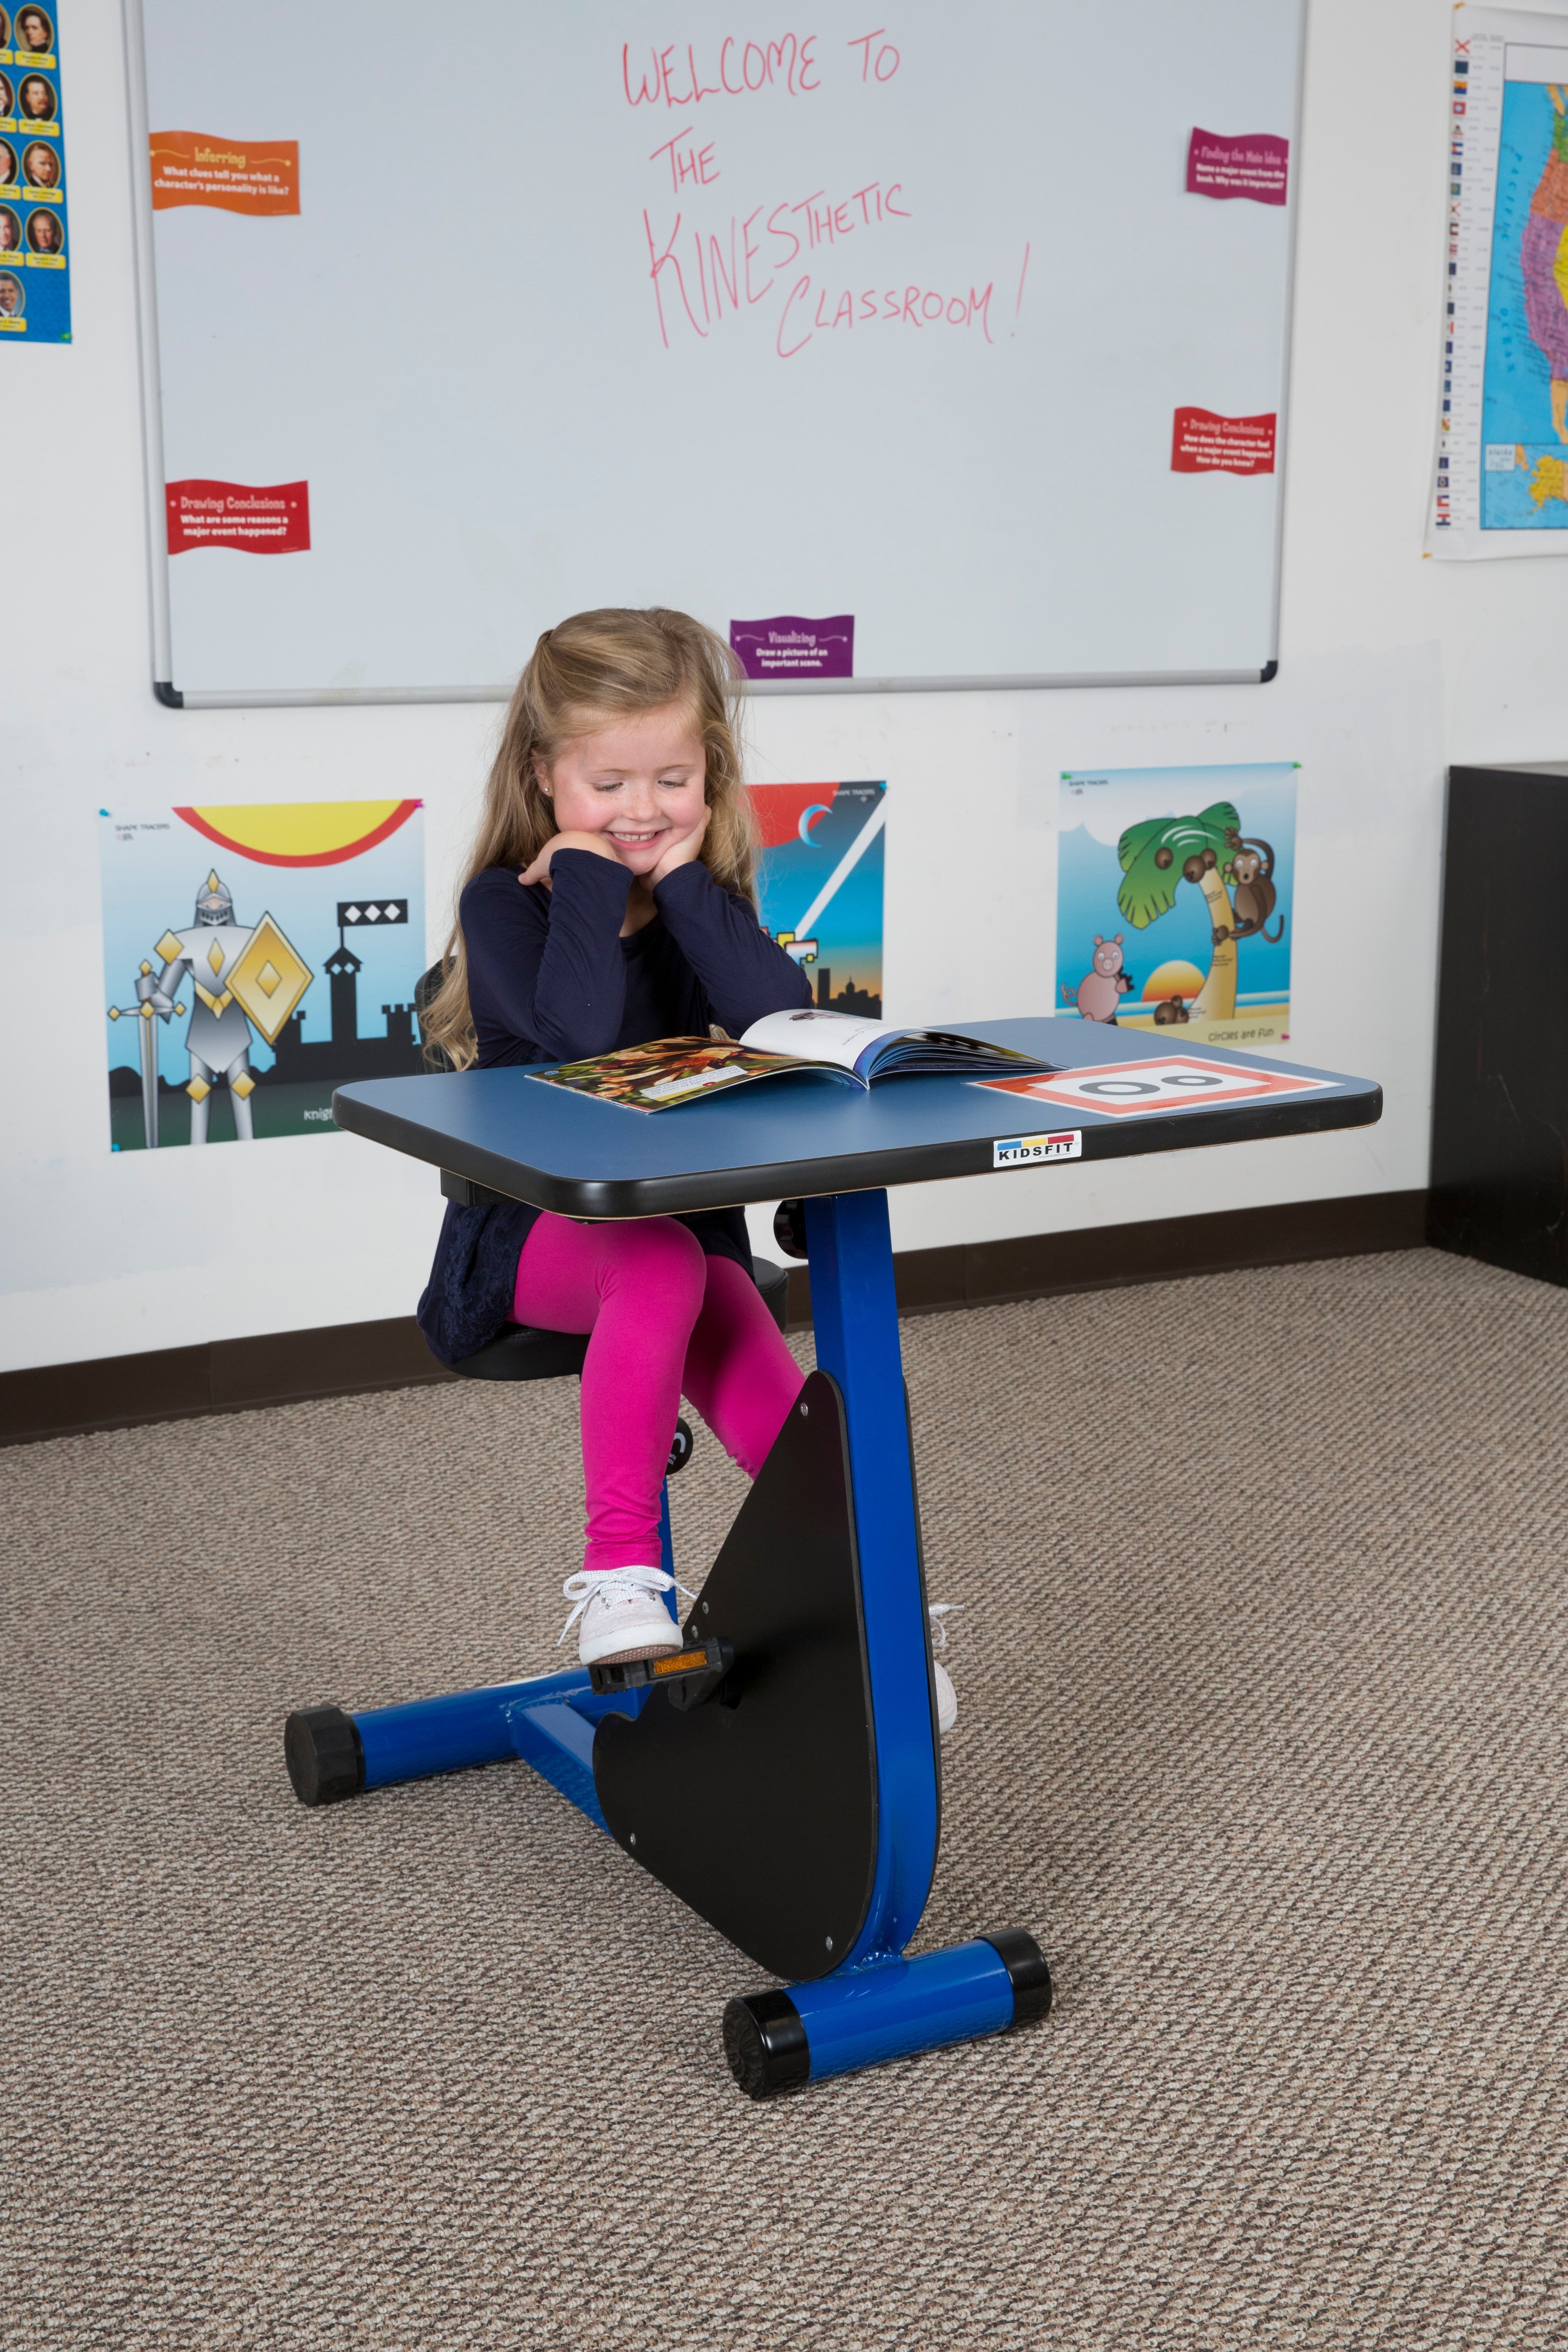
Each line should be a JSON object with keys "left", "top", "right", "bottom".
{"left": 419, "top": 608, "right": 813, "bottom": 1670}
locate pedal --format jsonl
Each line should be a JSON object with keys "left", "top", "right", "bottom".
{"left": 588, "top": 1636, "right": 734, "bottom": 1710}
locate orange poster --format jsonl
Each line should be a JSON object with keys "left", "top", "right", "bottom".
{"left": 149, "top": 132, "right": 298, "bottom": 216}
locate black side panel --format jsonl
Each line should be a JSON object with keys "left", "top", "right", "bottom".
{"left": 593, "top": 1369, "right": 877, "bottom": 1983}
{"left": 1430, "top": 767, "right": 1568, "bottom": 1286}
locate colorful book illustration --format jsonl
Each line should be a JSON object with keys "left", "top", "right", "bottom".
{"left": 531, "top": 1010, "right": 1056, "bottom": 1113}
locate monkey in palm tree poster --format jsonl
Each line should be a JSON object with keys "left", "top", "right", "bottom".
{"left": 1057, "top": 764, "right": 1296, "bottom": 1048}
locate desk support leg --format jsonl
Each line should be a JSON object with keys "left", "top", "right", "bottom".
{"left": 802, "top": 1189, "right": 939, "bottom": 1966}
{"left": 714, "top": 1191, "right": 1056, "bottom": 2096}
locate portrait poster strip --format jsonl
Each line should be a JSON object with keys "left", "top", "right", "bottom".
{"left": 0, "top": 0, "right": 70, "bottom": 341}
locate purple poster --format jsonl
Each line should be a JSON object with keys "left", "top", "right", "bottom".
{"left": 729, "top": 614, "right": 854, "bottom": 681}
{"left": 1185, "top": 129, "right": 1289, "bottom": 206}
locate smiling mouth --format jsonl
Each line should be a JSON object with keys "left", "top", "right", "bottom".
{"left": 609, "top": 827, "right": 667, "bottom": 845}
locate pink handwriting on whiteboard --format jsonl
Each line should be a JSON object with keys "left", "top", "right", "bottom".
{"left": 642, "top": 183, "right": 912, "bottom": 345}
{"left": 627, "top": 25, "right": 1025, "bottom": 360}
{"left": 777, "top": 278, "right": 996, "bottom": 357}
{"left": 624, "top": 34, "right": 822, "bottom": 105}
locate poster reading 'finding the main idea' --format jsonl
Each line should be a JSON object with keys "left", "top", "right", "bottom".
{"left": 0, "top": 4, "right": 70, "bottom": 341}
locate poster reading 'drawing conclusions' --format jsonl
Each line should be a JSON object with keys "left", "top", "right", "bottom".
{"left": 748, "top": 781, "right": 885, "bottom": 1014}
{"left": 1057, "top": 765, "right": 1296, "bottom": 1051}
{"left": 0, "top": 3, "right": 71, "bottom": 341}
{"left": 100, "top": 801, "right": 425, "bottom": 1151}
{"left": 1427, "top": 5, "right": 1568, "bottom": 554}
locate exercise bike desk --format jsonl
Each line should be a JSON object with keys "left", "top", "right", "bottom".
{"left": 311, "top": 1018, "right": 1379, "bottom": 2098}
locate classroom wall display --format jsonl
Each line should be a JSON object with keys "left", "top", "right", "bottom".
{"left": 126, "top": 0, "right": 1304, "bottom": 706}
{"left": 749, "top": 780, "right": 884, "bottom": 1017}
{"left": 1427, "top": 5, "right": 1568, "bottom": 554}
{"left": 1056, "top": 764, "right": 1295, "bottom": 1051}
{"left": 0, "top": 1, "right": 70, "bottom": 342}
{"left": 99, "top": 801, "right": 425, "bottom": 1150}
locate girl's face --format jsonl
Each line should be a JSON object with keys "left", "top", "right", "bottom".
{"left": 538, "top": 702, "right": 707, "bottom": 877}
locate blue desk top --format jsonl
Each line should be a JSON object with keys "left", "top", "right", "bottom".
{"left": 333, "top": 1020, "right": 1381, "bottom": 1218}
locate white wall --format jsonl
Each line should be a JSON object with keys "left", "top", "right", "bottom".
{"left": 1, "top": 0, "right": 1559, "bottom": 1375}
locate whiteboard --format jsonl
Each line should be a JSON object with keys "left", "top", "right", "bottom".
{"left": 126, "top": 0, "right": 1304, "bottom": 707}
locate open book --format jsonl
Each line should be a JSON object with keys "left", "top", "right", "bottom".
{"left": 530, "top": 1010, "right": 1058, "bottom": 1113}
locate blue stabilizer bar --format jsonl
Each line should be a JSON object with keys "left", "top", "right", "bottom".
{"left": 504, "top": 1699, "right": 608, "bottom": 1831}
{"left": 353, "top": 1667, "right": 642, "bottom": 1825}
{"left": 350, "top": 1465, "right": 684, "bottom": 1810}
{"left": 790, "top": 1940, "right": 1015, "bottom": 2082}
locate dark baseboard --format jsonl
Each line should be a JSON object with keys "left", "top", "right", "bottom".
{"left": 1, "top": 1190, "right": 1429, "bottom": 1449}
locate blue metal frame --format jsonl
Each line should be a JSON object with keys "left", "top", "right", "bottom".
{"left": 802, "top": 1190, "right": 938, "bottom": 1966}
{"left": 335, "top": 1191, "right": 1010, "bottom": 2086}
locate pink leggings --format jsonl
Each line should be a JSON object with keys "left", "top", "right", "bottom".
{"left": 512, "top": 1212, "right": 805, "bottom": 1576}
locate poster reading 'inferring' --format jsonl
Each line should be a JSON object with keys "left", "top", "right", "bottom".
{"left": 99, "top": 801, "right": 425, "bottom": 1150}
{"left": 0, "top": 3, "right": 70, "bottom": 341}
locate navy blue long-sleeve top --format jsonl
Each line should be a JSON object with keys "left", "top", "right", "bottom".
{"left": 416, "top": 849, "right": 813, "bottom": 1364}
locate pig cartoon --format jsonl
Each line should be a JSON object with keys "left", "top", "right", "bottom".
{"left": 1062, "top": 934, "right": 1135, "bottom": 1024}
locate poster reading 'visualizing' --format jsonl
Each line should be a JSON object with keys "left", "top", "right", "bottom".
{"left": 1057, "top": 764, "right": 1295, "bottom": 1051}
{"left": 100, "top": 801, "right": 425, "bottom": 1150}
{"left": 0, "top": 3, "right": 70, "bottom": 341}
{"left": 1429, "top": 6, "right": 1568, "bottom": 554}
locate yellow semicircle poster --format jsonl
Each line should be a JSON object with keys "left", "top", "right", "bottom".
{"left": 172, "top": 799, "right": 421, "bottom": 867}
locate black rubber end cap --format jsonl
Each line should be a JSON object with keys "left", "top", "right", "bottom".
{"left": 284, "top": 1706, "right": 365, "bottom": 1807}
{"left": 984, "top": 1929, "right": 1053, "bottom": 2027}
{"left": 723, "top": 1989, "right": 811, "bottom": 2099}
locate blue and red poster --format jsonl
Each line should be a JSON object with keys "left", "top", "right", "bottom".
{"left": 748, "top": 781, "right": 885, "bottom": 1016}
{"left": 0, "top": 3, "right": 71, "bottom": 343}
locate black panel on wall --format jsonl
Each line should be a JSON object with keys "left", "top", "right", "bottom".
{"left": 1430, "top": 764, "right": 1568, "bottom": 1286}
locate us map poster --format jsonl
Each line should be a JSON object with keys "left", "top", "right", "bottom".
{"left": 749, "top": 781, "right": 885, "bottom": 1015}
{"left": 0, "top": 2, "right": 69, "bottom": 341}
{"left": 1429, "top": 5, "right": 1568, "bottom": 554}
{"left": 1057, "top": 764, "right": 1295, "bottom": 1050}
{"left": 99, "top": 801, "right": 425, "bottom": 1150}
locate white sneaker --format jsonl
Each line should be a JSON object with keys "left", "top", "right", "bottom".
{"left": 558, "top": 1566, "right": 692, "bottom": 1668}
{"left": 933, "top": 1659, "right": 958, "bottom": 1734}
{"left": 929, "top": 1602, "right": 963, "bottom": 1734}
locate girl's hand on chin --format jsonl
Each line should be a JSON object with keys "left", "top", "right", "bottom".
{"left": 648, "top": 803, "right": 710, "bottom": 886}
{"left": 519, "top": 830, "right": 627, "bottom": 888}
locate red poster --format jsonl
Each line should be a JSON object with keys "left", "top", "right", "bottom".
{"left": 150, "top": 132, "right": 299, "bottom": 215}
{"left": 166, "top": 480, "right": 311, "bottom": 554}
{"left": 1185, "top": 129, "right": 1289, "bottom": 206}
{"left": 1170, "top": 409, "right": 1277, "bottom": 476}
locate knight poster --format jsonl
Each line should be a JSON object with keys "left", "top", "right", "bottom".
{"left": 99, "top": 800, "right": 426, "bottom": 1149}
{"left": 1056, "top": 764, "right": 1296, "bottom": 1050}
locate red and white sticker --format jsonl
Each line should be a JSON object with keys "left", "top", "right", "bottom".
{"left": 980, "top": 1056, "right": 1329, "bottom": 1120}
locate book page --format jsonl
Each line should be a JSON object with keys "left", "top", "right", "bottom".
{"left": 532, "top": 1037, "right": 810, "bottom": 1111}
{"left": 740, "top": 1008, "right": 905, "bottom": 1075}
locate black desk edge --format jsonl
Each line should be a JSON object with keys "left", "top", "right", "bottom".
{"left": 331, "top": 1084, "right": 1384, "bottom": 1218}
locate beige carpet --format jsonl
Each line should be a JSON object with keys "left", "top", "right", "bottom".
{"left": 4, "top": 1248, "right": 1567, "bottom": 2350}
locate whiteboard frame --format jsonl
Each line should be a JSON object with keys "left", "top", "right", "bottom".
{"left": 122, "top": 0, "right": 1304, "bottom": 712}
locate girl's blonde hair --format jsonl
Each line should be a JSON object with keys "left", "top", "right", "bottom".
{"left": 422, "top": 606, "right": 757, "bottom": 1070}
